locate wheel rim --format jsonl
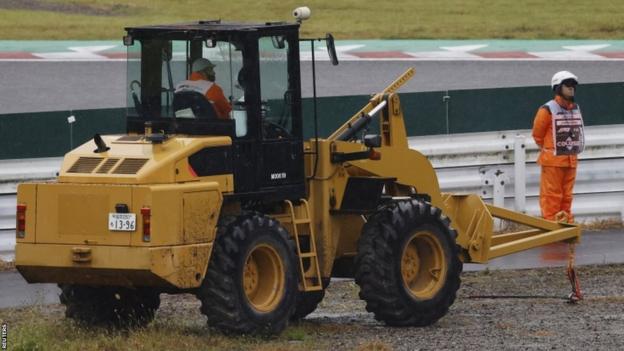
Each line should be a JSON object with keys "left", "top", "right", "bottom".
{"left": 401, "top": 230, "right": 447, "bottom": 300}
{"left": 243, "top": 244, "right": 285, "bottom": 313}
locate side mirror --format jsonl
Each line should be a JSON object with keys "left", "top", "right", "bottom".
{"left": 325, "top": 33, "right": 339, "bottom": 66}
{"left": 364, "top": 134, "right": 381, "bottom": 148}
{"left": 123, "top": 35, "right": 134, "bottom": 46}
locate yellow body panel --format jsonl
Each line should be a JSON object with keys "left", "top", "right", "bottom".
{"left": 58, "top": 135, "right": 233, "bottom": 188}
{"left": 34, "top": 183, "right": 134, "bottom": 245}
{"left": 17, "top": 242, "right": 212, "bottom": 289}
{"left": 130, "top": 182, "right": 223, "bottom": 246}
{"left": 304, "top": 141, "right": 352, "bottom": 276}
{"left": 16, "top": 182, "right": 223, "bottom": 248}
{"left": 16, "top": 134, "right": 228, "bottom": 289}
{"left": 334, "top": 215, "right": 365, "bottom": 257}
{"left": 441, "top": 194, "right": 494, "bottom": 262}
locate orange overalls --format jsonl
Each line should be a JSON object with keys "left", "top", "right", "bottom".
{"left": 532, "top": 95, "right": 580, "bottom": 221}
{"left": 189, "top": 72, "right": 232, "bottom": 119}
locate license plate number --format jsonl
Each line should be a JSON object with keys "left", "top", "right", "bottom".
{"left": 108, "top": 213, "right": 136, "bottom": 231}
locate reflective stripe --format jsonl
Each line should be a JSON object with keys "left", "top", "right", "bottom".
{"left": 545, "top": 100, "right": 585, "bottom": 156}
{"left": 174, "top": 80, "right": 213, "bottom": 95}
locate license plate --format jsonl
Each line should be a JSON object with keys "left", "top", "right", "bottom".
{"left": 108, "top": 213, "right": 136, "bottom": 231}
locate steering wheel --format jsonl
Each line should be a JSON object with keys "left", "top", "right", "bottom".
{"left": 263, "top": 120, "right": 292, "bottom": 139}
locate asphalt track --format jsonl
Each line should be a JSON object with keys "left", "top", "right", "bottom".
{"left": 2, "top": 60, "right": 624, "bottom": 114}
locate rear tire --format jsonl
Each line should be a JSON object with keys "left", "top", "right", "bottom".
{"left": 354, "top": 199, "right": 462, "bottom": 326}
{"left": 59, "top": 285, "right": 160, "bottom": 328}
{"left": 197, "top": 213, "right": 298, "bottom": 335}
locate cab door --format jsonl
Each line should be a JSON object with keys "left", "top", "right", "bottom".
{"left": 256, "top": 35, "right": 305, "bottom": 195}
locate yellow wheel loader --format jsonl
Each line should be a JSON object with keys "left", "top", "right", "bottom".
{"left": 14, "top": 17, "right": 581, "bottom": 335}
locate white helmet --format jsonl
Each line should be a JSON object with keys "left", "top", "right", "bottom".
{"left": 192, "top": 58, "right": 215, "bottom": 72}
{"left": 551, "top": 71, "right": 578, "bottom": 90}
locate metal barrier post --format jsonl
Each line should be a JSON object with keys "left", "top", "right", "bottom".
{"left": 485, "top": 169, "right": 508, "bottom": 231}
{"left": 493, "top": 173, "right": 505, "bottom": 208}
{"left": 514, "top": 135, "right": 526, "bottom": 213}
{"left": 442, "top": 91, "right": 450, "bottom": 134}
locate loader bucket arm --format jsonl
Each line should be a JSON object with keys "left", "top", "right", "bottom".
{"left": 442, "top": 193, "right": 580, "bottom": 263}
{"left": 329, "top": 67, "right": 581, "bottom": 265}
{"left": 327, "top": 68, "right": 415, "bottom": 141}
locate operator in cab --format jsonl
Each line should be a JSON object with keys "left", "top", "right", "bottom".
{"left": 175, "top": 58, "right": 232, "bottom": 119}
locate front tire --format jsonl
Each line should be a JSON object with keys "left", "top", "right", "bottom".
{"left": 198, "top": 213, "right": 298, "bottom": 335}
{"left": 354, "top": 199, "right": 462, "bottom": 326}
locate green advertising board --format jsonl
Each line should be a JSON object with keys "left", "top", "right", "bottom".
{"left": 1, "top": 83, "right": 622, "bottom": 159}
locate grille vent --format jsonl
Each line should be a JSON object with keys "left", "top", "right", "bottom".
{"left": 113, "top": 158, "right": 149, "bottom": 174}
{"left": 116, "top": 135, "right": 144, "bottom": 142}
{"left": 96, "top": 158, "right": 120, "bottom": 174}
{"left": 67, "top": 157, "right": 103, "bottom": 173}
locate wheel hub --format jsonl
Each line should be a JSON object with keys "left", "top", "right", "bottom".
{"left": 243, "top": 256, "right": 259, "bottom": 297}
{"left": 242, "top": 244, "right": 285, "bottom": 313}
{"left": 401, "top": 230, "right": 448, "bottom": 299}
{"left": 401, "top": 244, "right": 421, "bottom": 283}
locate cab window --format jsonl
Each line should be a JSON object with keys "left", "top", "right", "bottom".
{"left": 259, "top": 36, "right": 293, "bottom": 139}
{"left": 125, "top": 37, "right": 248, "bottom": 137}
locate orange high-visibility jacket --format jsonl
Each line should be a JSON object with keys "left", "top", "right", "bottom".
{"left": 532, "top": 95, "right": 579, "bottom": 168}
{"left": 189, "top": 72, "right": 232, "bottom": 119}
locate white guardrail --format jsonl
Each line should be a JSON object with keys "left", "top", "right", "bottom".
{"left": 0, "top": 158, "right": 60, "bottom": 258}
{"left": 1, "top": 124, "right": 623, "bottom": 258}
{"left": 408, "top": 124, "right": 624, "bottom": 223}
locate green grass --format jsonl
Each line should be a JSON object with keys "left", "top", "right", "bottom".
{"left": 1, "top": 0, "right": 624, "bottom": 39}
{"left": 1, "top": 305, "right": 327, "bottom": 351}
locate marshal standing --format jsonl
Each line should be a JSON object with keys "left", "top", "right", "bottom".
{"left": 532, "top": 71, "right": 585, "bottom": 222}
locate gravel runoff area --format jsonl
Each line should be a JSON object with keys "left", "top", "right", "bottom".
{"left": 308, "top": 264, "right": 624, "bottom": 350}
{"left": 2, "top": 263, "right": 624, "bottom": 350}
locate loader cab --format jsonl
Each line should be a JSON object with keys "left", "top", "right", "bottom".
{"left": 124, "top": 21, "right": 305, "bottom": 201}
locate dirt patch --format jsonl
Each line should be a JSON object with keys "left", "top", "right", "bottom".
{"left": 0, "top": 259, "right": 15, "bottom": 272}
{"left": 581, "top": 219, "right": 623, "bottom": 231}
{"left": 0, "top": 0, "right": 135, "bottom": 16}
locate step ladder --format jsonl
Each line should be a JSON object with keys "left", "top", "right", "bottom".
{"left": 284, "top": 199, "right": 323, "bottom": 292}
